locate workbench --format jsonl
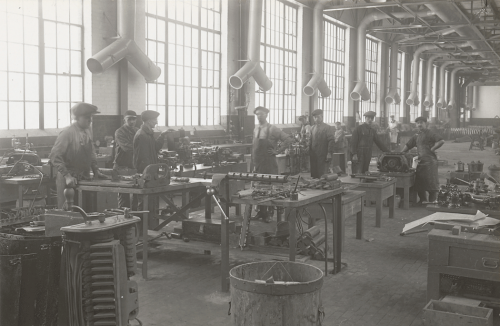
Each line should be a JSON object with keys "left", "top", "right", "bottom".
{"left": 173, "top": 162, "right": 248, "bottom": 177}
{"left": 427, "top": 228, "right": 500, "bottom": 316}
{"left": 0, "top": 175, "right": 53, "bottom": 207}
{"left": 378, "top": 171, "right": 415, "bottom": 210}
{"left": 340, "top": 176, "right": 397, "bottom": 227}
{"left": 231, "top": 188, "right": 344, "bottom": 278}
{"left": 340, "top": 190, "right": 365, "bottom": 249}
{"left": 75, "top": 178, "right": 212, "bottom": 279}
{"left": 426, "top": 204, "right": 500, "bottom": 218}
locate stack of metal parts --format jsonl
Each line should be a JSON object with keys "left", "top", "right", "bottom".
{"left": 58, "top": 212, "right": 140, "bottom": 326}
{"left": 0, "top": 208, "right": 61, "bottom": 326}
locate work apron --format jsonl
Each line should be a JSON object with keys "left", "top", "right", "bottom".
{"left": 56, "top": 139, "right": 94, "bottom": 209}
{"left": 414, "top": 133, "right": 440, "bottom": 192}
{"left": 252, "top": 125, "right": 278, "bottom": 175}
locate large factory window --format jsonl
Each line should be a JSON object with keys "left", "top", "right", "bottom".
{"left": 319, "top": 17, "right": 346, "bottom": 124}
{"left": 0, "top": 0, "right": 84, "bottom": 130}
{"left": 255, "top": 0, "right": 298, "bottom": 125}
{"left": 145, "top": 0, "right": 222, "bottom": 127}
{"left": 359, "top": 37, "right": 379, "bottom": 116}
{"left": 387, "top": 50, "right": 404, "bottom": 120}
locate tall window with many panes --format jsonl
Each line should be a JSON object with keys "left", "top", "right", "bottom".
{"left": 320, "top": 17, "right": 346, "bottom": 124}
{"left": 360, "top": 37, "right": 378, "bottom": 115}
{"left": 255, "top": 0, "right": 297, "bottom": 125}
{"left": 145, "top": 0, "right": 221, "bottom": 126}
{"left": 0, "top": 0, "right": 84, "bottom": 130}
{"left": 388, "top": 50, "right": 403, "bottom": 119}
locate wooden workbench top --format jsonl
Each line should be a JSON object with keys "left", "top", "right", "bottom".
{"left": 76, "top": 178, "right": 211, "bottom": 194}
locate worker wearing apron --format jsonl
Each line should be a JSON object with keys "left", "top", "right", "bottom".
{"left": 114, "top": 110, "right": 139, "bottom": 208}
{"left": 49, "top": 103, "right": 108, "bottom": 209}
{"left": 387, "top": 115, "right": 400, "bottom": 151}
{"left": 402, "top": 116, "right": 444, "bottom": 203}
{"left": 252, "top": 106, "right": 293, "bottom": 222}
{"left": 309, "top": 109, "right": 335, "bottom": 178}
{"left": 350, "top": 111, "right": 391, "bottom": 174}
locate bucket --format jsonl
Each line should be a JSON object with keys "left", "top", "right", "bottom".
{"left": 230, "top": 261, "right": 324, "bottom": 326}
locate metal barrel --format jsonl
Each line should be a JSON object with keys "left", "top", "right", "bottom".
{"left": 230, "top": 261, "right": 324, "bottom": 326}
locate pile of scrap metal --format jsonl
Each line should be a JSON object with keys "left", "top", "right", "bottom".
{"left": 300, "top": 173, "right": 341, "bottom": 190}
{"left": 436, "top": 183, "right": 500, "bottom": 210}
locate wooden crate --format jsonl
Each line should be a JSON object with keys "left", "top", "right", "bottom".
{"left": 422, "top": 300, "right": 493, "bottom": 326}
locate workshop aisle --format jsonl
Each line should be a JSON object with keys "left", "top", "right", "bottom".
{"left": 132, "top": 140, "right": 498, "bottom": 326}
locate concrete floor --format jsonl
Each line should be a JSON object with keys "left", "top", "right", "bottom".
{"left": 131, "top": 141, "right": 499, "bottom": 326}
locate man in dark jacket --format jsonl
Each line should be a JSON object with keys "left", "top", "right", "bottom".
{"left": 309, "top": 109, "right": 335, "bottom": 178}
{"left": 114, "top": 110, "right": 139, "bottom": 208}
{"left": 351, "top": 111, "right": 390, "bottom": 174}
{"left": 49, "top": 102, "right": 107, "bottom": 209}
{"left": 133, "top": 110, "right": 168, "bottom": 173}
{"left": 402, "top": 116, "right": 444, "bottom": 203}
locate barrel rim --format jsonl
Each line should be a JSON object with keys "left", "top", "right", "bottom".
{"left": 229, "top": 261, "right": 324, "bottom": 296}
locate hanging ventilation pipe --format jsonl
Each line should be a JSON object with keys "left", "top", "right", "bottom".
{"left": 350, "top": 10, "right": 433, "bottom": 101}
{"left": 229, "top": 0, "right": 272, "bottom": 91}
{"left": 436, "top": 62, "right": 454, "bottom": 109}
{"left": 422, "top": 54, "right": 441, "bottom": 108}
{"left": 385, "top": 39, "right": 402, "bottom": 105}
{"left": 303, "top": 0, "right": 331, "bottom": 97}
{"left": 446, "top": 67, "right": 466, "bottom": 110}
{"left": 406, "top": 44, "right": 440, "bottom": 106}
{"left": 87, "top": 0, "right": 161, "bottom": 81}
{"left": 472, "top": 85, "right": 479, "bottom": 110}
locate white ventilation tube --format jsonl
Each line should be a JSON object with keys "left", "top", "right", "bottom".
{"left": 472, "top": 85, "right": 479, "bottom": 110}
{"left": 446, "top": 67, "right": 466, "bottom": 110}
{"left": 406, "top": 44, "right": 441, "bottom": 106}
{"left": 422, "top": 54, "right": 441, "bottom": 108}
{"left": 436, "top": 62, "right": 454, "bottom": 108}
{"left": 87, "top": 0, "right": 161, "bottom": 81}
{"left": 229, "top": 0, "right": 272, "bottom": 91}
{"left": 350, "top": 10, "right": 433, "bottom": 101}
{"left": 303, "top": 0, "right": 331, "bottom": 97}
{"left": 385, "top": 39, "right": 401, "bottom": 105}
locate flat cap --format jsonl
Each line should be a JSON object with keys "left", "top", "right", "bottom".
{"left": 415, "top": 116, "right": 427, "bottom": 123}
{"left": 124, "top": 110, "right": 137, "bottom": 118}
{"left": 141, "top": 110, "right": 160, "bottom": 121}
{"left": 71, "top": 102, "right": 100, "bottom": 117}
{"left": 298, "top": 115, "right": 307, "bottom": 121}
{"left": 363, "top": 111, "right": 376, "bottom": 117}
{"left": 253, "top": 106, "right": 269, "bottom": 114}
{"left": 311, "top": 109, "right": 323, "bottom": 116}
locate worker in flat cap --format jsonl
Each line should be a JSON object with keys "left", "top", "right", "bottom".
{"left": 49, "top": 102, "right": 108, "bottom": 209}
{"left": 252, "top": 106, "right": 293, "bottom": 222}
{"left": 387, "top": 114, "right": 401, "bottom": 151}
{"left": 133, "top": 110, "right": 168, "bottom": 174}
{"left": 350, "top": 110, "right": 391, "bottom": 174}
{"left": 298, "top": 115, "right": 311, "bottom": 140}
{"left": 402, "top": 116, "right": 444, "bottom": 204}
{"left": 114, "top": 110, "right": 139, "bottom": 208}
{"left": 309, "top": 109, "right": 336, "bottom": 178}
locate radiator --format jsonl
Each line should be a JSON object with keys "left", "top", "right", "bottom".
{"left": 58, "top": 214, "right": 140, "bottom": 326}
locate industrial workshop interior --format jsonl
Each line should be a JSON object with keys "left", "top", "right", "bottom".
{"left": 3, "top": 0, "right": 500, "bottom": 325}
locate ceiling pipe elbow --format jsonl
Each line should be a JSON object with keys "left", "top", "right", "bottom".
{"left": 303, "top": 0, "right": 330, "bottom": 97}
{"left": 230, "top": 0, "right": 272, "bottom": 91}
{"left": 87, "top": 0, "right": 161, "bottom": 81}
{"left": 351, "top": 10, "right": 433, "bottom": 101}
{"left": 406, "top": 91, "right": 419, "bottom": 106}
{"left": 385, "top": 88, "right": 400, "bottom": 105}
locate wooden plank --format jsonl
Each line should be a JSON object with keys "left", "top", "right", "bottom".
{"left": 422, "top": 300, "right": 493, "bottom": 326}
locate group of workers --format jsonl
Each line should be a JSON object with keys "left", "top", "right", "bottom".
{"left": 48, "top": 102, "right": 444, "bottom": 217}
{"left": 49, "top": 102, "right": 166, "bottom": 209}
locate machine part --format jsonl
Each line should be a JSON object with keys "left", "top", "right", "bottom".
{"left": 377, "top": 152, "right": 413, "bottom": 173}
{"left": 181, "top": 217, "right": 236, "bottom": 244}
{"left": 59, "top": 209, "right": 140, "bottom": 326}
{"left": 226, "top": 172, "right": 288, "bottom": 183}
{"left": 239, "top": 204, "right": 253, "bottom": 249}
{"left": 6, "top": 151, "right": 41, "bottom": 167}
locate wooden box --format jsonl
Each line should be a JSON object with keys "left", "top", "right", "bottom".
{"left": 422, "top": 300, "right": 493, "bottom": 326}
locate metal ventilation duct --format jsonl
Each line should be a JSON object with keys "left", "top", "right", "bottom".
{"left": 229, "top": 0, "right": 272, "bottom": 91}
{"left": 87, "top": 0, "right": 161, "bottom": 81}
{"left": 436, "top": 61, "right": 454, "bottom": 109}
{"left": 385, "top": 39, "right": 401, "bottom": 105}
{"left": 350, "top": 10, "right": 432, "bottom": 101}
{"left": 303, "top": 0, "right": 331, "bottom": 97}
{"left": 406, "top": 44, "right": 440, "bottom": 106}
{"left": 423, "top": 54, "right": 442, "bottom": 108}
{"left": 447, "top": 67, "right": 467, "bottom": 110}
